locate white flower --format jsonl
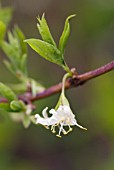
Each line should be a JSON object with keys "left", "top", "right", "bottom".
{"left": 35, "top": 105, "right": 87, "bottom": 137}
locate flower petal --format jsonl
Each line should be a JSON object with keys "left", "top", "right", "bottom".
{"left": 42, "top": 107, "right": 48, "bottom": 118}
{"left": 49, "top": 108, "right": 57, "bottom": 115}
{"left": 75, "top": 122, "right": 87, "bottom": 130}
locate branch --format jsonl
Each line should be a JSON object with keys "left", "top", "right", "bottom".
{"left": 0, "top": 60, "right": 114, "bottom": 103}
{"left": 31, "top": 60, "right": 114, "bottom": 101}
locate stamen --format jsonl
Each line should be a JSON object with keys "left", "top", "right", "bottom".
{"left": 43, "top": 125, "right": 49, "bottom": 129}
{"left": 56, "top": 134, "right": 62, "bottom": 138}
{"left": 65, "top": 125, "right": 73, "bottom": 134}
{"left": 62, "top": 128, "right": 67, "bottom": 135}
{"left": 58, "top": 122, "right": 64, "bottom": 136}
{"left": 51, "top": 125, "right": 56, "bottom": 133}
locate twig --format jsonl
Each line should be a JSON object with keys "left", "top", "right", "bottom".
{"left": 0, "top": 60, "right": 114, "bottom": 103}
{"left": 31, "top": 60, "right": 114, "bottom": 101}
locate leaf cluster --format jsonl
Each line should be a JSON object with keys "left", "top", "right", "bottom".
{"left": 1, "top": 26, "right": 28, "bottom": 79}
{"left": 0, "top": 6, "right": 44, "bottom": 127}
{"left": 0, "top": 6, "right": 76, "bottom": 128}
{"left": 25, "top": 14, "right": 76, "bottom": 73}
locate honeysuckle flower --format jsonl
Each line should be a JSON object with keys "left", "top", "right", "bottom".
{"left": 35, "top": 104, "right": 87, "bottom": 137}
{"left": 35, "top": 73, "right": 87, "bottom": 137}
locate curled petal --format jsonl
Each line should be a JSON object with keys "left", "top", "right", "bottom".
{"left": 42, "top": 107, "right": 48, "bottom": 118}
{"left": 49, "top": 108, "right": 57, "bottom": 115}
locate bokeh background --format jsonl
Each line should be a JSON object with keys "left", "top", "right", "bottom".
{"left": 0, "top": 0, "right": 114, "bottom": 170}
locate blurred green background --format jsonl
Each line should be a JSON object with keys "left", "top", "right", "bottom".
{"left": 0, "top": 0, "right": 114, "bottom": 170}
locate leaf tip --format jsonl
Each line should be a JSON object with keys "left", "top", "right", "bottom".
{"left": 67, "top": 14, "right": 76, "bottom": 21}
{"left": 42, "top": 12, "right": 45, "bottom": 19}
{"left": 23, "top": 39, "right": 27, "bottom": 43}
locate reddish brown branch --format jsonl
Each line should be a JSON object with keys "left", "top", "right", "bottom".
{"left": 0, "top": 60, "right": 114, "bottom": 103}
{"left": 31, "top": 60, "right": 114, "bottom": 101}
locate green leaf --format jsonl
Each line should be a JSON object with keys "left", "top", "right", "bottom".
{"left": 0, "top": 7, "right": 13, "bottom": 26}
{"left": 7, "top": 82, "right": 27, "bottom": 93}
{"left": 0, "top": 82, "right": 17, "bottom": 101}
{"left": 23, "top": 115, "right": 31, "bottom": 128}
{"left": 30, "top": 115, "right": 37, "bottom": 124}
{"left": 10, "top": 100, "right": 25, "bottom": 112}
{"left": 0, "top": 103, "right": 11, "bottom": 112}
{"left": 20, "top": 54, "right": 28, "bottom": 75}
{"left": 30, "top": 79, "right": 45, "bottom": 96}
{"left": 1, "top": 41, "right": 20, "bottom": 70}
{"left": 13, "top": 26, "right": 28, "bottom": 75}
{"left": 0, "top": 21, "right": 6, "bottom": 46}
{"left": 1, "top": 26, "right": 28, "bottom": 78}
{"left": 59, "top": 14, "right": 76, "bottom": 54}
{"left": 37, "top": 13, "right": 56, "bottom": 47}
{"left": 9, "top": 112, "right": 23, "bottom": 123}
{"left": 25, "top": 39, "right": 65, "bottom": 67}
{"left": 14, "top": 26, "right": 27, "bottom": 55}
{"left": 3, "top": 60, "right": 16, "bottom": 75}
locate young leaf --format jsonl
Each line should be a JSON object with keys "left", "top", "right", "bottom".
{"left": 25, "top": 39, "right": 65, "bottom": 67}
{"left": 3, "top": 60, "right": 16, "bottom": 75}
{"left": 30, "top": 79, "right": 45, "bottom": 96}
{"left": 0, "top": 21, "right": 6, "bottom": 46}
{"left": 1, "top": 26, "right": 28, "bottom": 78}
{"left": 37, "top": 14, "right": 56, "bottom": 47}
{"left": 10, "top": 100, "right": 25, "bottom": 112}
{"left": 0, "top": 103, "right": 11, "bottom": 112}
{"left": 1, "top": 41, "right": 20, "bottom": 70}
{"left": 13, "top": 26, "right": 28, "bottom": 75}
{"left": 0, "top": 7, "right": 13, "bottom": 26}
{"left": 23, "top": 114, "right": 31, "bottom": 128}
{"left": 59, "top": 14, "right": 76, "bottom": 54}
{"left": 0, "top": 82, "right": 17, "bottom": 101}
{"left": 14, "top": 26, "right": 27, "bottom": 55}
{"left": 20, "top": 54, "right": 28, "bottom": 75}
